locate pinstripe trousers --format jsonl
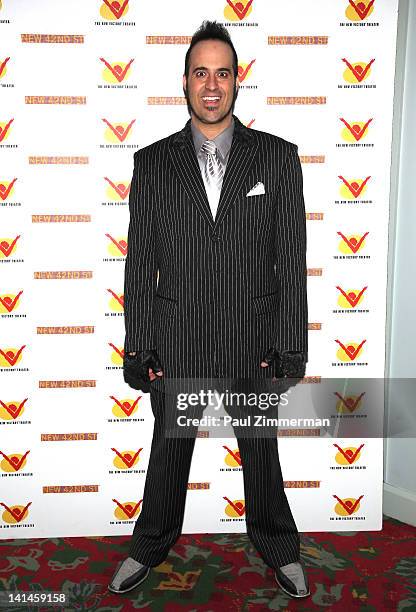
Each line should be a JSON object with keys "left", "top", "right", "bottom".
{"left": 128, "top": 386, "right": 301, "bottom": 568}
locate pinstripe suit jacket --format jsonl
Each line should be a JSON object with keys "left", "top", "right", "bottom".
{"left": 123, "top": 114, "right": 308, "bottom": 390}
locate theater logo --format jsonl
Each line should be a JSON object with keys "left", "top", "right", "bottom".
{"left": 221, "top": 445, "right": 242, "bottom": 471}
{"left": 0, "top": 178, "right": 20, "bottom": 208}
{"left": 105, "top": 288, "right": 124, "bottom": 317}
{"left": 0, "top": 234, "right": 23, "bottom": 263}
{"left": 0, "top": 56, "right": 13, "bottom": 88}
{"left": 221, "top": 496, "right": 245, "bottom": 522}
{"left": 340, "top": 57, "right": 376, "bottom": 88}
{"left": 334, "top": 285, "right": 368, "bottom": 313}
{"left": 107, "top": 343, "right": 124, "bottom": 370}
{"left": 0, "top": 118, "right": 17, "bottom": 147}
{"left": 101, "top": 118, "right": 137, "bottom": 148}
{"left": 333, "top": 338, "right": 368, "bottom": 367}
{"left": 0, "top": 449, "right": 31, "bottom": 476}
{"left": 103, "top": 233, "right": 127, "bottom": 261}
{"left": 0, "top": 345, "right": 28, "bottom": 371}
{"left": 331, "top": 443, "right": 366, "bottom": 470}
{"left": 238, "top": 59, "right": 257, "bottom": 89}
{"left": 341, "top": 0, "right": 378, "bottom": 26}
{"left": 103, "top": 177, "right": 130, "bottom": 205}
{"left": 0, "top": 397, "right": 30, "bottom": 424}
{"left": 100, "top": 0, "right": 129, "bottom": 19}
{"left": 99, "top": 57, "right": 136, "bottom": 88}
{"left": 110, "top": 447, "right": 145, "bottom": 474}
{"left": 334, "top": 391, "right": 367, "bottom": 419}
{"left": 95, "top": 0, "right": 135, "bottom": 26}
{"left": 223, "top": 0, "right": 255, "bottom": 22}
{"left": 334, "top": 231, "right": 370, "bottom": 260}
{"left": 336, "top": 175, "right": 372, "bottom": 204}
{"left": 0, "top": 500, "right": 34, "bottom": 528}
{"left": 108, "top": 394, "right": 145, "bottom": 423}
{"left": 0, "top": 291, "right": 25, "bottom": 317}
{"left": 338, "top": 118, "right": 374, "bottom": 147}
{"left": 331, "top": 494, "right": 365, "bottom": 521}
{"left": 111, "top": 498, "right": 142, "bottom": 524}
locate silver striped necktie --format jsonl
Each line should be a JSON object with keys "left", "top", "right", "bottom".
{"left": 200, "top": 140, "right": 224, "bottom": 219}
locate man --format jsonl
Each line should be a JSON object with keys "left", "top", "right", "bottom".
{"left": 109, "top": 20, "right": 310, "bottom": 599}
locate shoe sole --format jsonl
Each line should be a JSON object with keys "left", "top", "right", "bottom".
{"left": 275, "top": 575, "right": 310, "bottom": 599}
{"left": 108, "top": 567, "right": 150, "bottom": 594}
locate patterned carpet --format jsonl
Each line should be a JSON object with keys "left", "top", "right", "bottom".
{"left": 0, "top": 515, "right": 415, "bottom": 611}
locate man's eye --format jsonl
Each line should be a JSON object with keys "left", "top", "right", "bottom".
{"left": 218, "top": 72, "right": 229, "bottom": 78}
{"left": 196, "top": 71, "right": 206, "bottom": 78}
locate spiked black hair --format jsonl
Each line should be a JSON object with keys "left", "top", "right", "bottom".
{"left": 184, "top": 20, "right": 238, "bottom": 78}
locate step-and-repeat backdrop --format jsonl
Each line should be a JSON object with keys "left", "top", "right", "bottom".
{"left": 0, "top": 0, "right": 398, "bottom": 538}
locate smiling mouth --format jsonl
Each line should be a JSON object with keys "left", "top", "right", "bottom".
{"left": 201, "top": 96, "right": 221, "bottom": 110}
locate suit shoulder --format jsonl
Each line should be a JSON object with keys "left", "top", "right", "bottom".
{"left": 132, "top": 128, "right": 181, "bottom": 163}
{"left": 248, "top": 126, "right": 298, "bottom": 154}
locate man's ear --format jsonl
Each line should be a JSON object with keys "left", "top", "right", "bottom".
{"left": 182, "top": 74, "right": 187, "bottom": 92}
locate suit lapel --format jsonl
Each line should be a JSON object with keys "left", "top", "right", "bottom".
{"left": 214, "top": 115, "right": 258, "bottom": 229}
{"left": 168, "top": 114, "right": 258, "bottom": 231}
{"left": 168, "top": 119, "right": 215, "bottom": 229}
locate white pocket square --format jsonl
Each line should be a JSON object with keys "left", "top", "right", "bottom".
{"left": 246, "top": 181, "right": 265, "bottom": 196}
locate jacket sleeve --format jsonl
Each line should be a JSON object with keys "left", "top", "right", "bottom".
{"left": 123, "top": 150, "right": 158, "bottom": 353}
{"left": 274, "top": 143, "right": 308, "bottom": 362}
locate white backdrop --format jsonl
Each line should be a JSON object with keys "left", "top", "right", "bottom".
{"left": 0, "top": 0, "right": 398, "bottom": 538}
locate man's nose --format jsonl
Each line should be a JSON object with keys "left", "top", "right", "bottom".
{"left": 205, "top": 73, "right": 218, "bottom": 90}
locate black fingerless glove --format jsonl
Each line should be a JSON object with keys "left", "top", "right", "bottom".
{"left": 261, "top": 348, "right": 306, "bottom": 394}
{"left": 123, "top": 349, "right": 163, "bottom": 393}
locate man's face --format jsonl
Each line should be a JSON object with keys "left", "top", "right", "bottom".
{"left": 183, "top": 39, "right": 238, "bottom": 125}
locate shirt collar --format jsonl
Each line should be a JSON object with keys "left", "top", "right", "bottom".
{"left": 191, "top": 117, "right": 235, "bottom": 161}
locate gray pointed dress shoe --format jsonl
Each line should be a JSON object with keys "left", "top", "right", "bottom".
{"left": 274, "top": 560, "right": 310, "bottom": 598}
{"left": 108, "top": 556, "right": 151, "bottom": 594}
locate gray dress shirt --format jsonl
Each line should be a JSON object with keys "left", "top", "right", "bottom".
{"left": 191, "top": 117, "right": 235, "bottom": 219}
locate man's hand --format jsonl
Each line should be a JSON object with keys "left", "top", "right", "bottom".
{"left": 260, "top": 348, "right": 306, "bottom": 394}
{"left": 123, "top": 349, "right": 164, "bottom": 392}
